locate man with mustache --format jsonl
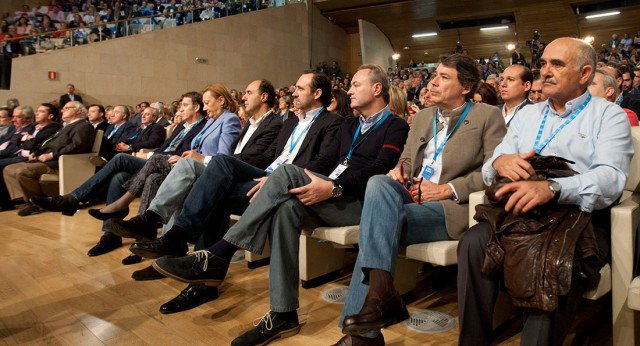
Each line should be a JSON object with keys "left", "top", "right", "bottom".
{"left": 457, "top": 37, "right": 633, "bottom": 346}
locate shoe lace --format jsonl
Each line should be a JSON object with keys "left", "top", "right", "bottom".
{"left": 190, "top": 250, "right": 211, "bottom": 272}
{"left": 254, "top": 311, "right": 274, "bottom": 331}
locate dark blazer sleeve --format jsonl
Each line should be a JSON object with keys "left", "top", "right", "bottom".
{"left": 24, "top": 122, "right": 63, "bottom": 152}
{"left": 296, "top": 111, "right": 343, "bottom": 175}
{"left": 233, "top": 114, "right": 282, "bottom": 169}
{"left": 157, "top": 118, "right": 206, "bottom": 156}
{"left": 39, "top": 121, "right": 96, "bottom": 168}
{"left": 131, "top": 123, "right": 166, "bottom": 151}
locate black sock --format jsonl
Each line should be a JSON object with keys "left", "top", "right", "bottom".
{"left": 141, "top": 210, "right": 160, "bottom": 224}
{"left": 274, "top": 310, "right": 298, "bottom": 323}
{"left": 162, "top": 225, "right": 189, "bottom": 243}
{"left": 209, "top": 239, "right": 239, "bottom": 261}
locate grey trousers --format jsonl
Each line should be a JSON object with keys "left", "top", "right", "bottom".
{"left": 223, "top": 164, "right": 363, "bottom": 312}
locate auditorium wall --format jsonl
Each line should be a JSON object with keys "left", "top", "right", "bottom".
{"left": 0, "top": 3, "right": 349, "bottom": 108}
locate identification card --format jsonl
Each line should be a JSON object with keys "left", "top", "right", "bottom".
{"left": 421, "top": 165, "right": 436, "bottom": 180}
{"left": 328, "top": 163, "right": 349, "bottom": 180}
{"left": 265, "top": 154, "right": 288, "bottom": 174}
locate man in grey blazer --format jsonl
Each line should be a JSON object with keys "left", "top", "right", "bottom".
{"left": 333, "top": 54, "right": 507, "bottom": 345}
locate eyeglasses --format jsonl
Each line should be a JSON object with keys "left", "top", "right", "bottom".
{"left": 62, "top": 107, "right": 78, "bottom": 111}
{"left": 399, "top": 157, "right": 422, "bottom": 204}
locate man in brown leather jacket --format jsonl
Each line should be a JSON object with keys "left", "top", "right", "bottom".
{"left": 457, "top": 37, "right": 634, "bottom": 345}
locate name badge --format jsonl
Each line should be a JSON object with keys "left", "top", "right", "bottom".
{"left": 265, "top": 154, "right": 288, "bottom": 174}
{"left": 328, "top": 163, "right": 349, "bottom": 180}
{"left": 421, "top": 165, "right": 436, "bottom": 180}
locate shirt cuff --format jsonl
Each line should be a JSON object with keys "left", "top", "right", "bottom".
{"left": 448, "top": 183, "right": 459, "bottom": 202}
{"left": 203, "top": 155, "right": 212, "bottom": 166}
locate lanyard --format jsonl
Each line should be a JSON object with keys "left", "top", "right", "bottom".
{"left": 533, "top": 93, "right": 591, "bottom": 154}
{"left": 616, "top": 94, "right": 623, "bottom": 106}
{"left": 192, "top": 118, "right": 215, "bottom": 153}
{"left": 431, "top": 102, "right": 471, "bottom": 163}
{"left": 288, "top": 108, "right": 323, "bottom": 154}
{"left": 165, "top": 117, "right": 203, "bottom": 152}
{"left": 108, "top": 125, "right": 118, "bottom": 138}
{"left": 129, "top": 127, "right": 143, "bottom": 141}
{"left": 345, "top": 111, "right": 391, "bottom": 162}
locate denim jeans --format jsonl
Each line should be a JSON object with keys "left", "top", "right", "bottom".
{"left": 221, "top": 164, "right": 363, "bottom": 312}
{"left": 338, "top": 175, "right": 451, "bottom": 327}
{"left": 69, "top": 153, "right": 146, "bottom": 234}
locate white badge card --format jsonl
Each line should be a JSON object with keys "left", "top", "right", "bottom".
{"left": 265, "top": 154, "right": 288, "bottom": 174}
{"left": 328, "top": 163, "right": 349, "bottom": 180}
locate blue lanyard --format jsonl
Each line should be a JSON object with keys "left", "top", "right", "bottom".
{"left": 346, "top": 111, "right": 391, "bottom": 162}
{"left": 129, "top": 127, "right": 143, "bottom": 141}
{"left": 431, "top": 102, "right": 471, "bottom": 163}
{"left": 108, "top": 125, "right": 118, "bottom": 138}
{"left": 533, "top": 93, "right": 591, "bottom": 154}
{"left": 288, "top": 108, "right": 323, "bottom": 154}
{"left": 192, "top": 119, "right": 215, "bottom": 153}
{"left": 616, "top": 94, "right": 623, "bottom": 106}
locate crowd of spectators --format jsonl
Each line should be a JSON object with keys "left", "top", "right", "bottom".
{"left": 0, "top": 0, "right": 297, "bottom": 55}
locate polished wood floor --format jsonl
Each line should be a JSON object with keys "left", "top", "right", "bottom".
{"left": 0, "top": 202, "right": 612, "bottom": 345}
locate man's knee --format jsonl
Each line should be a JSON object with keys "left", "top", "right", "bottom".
{"left": 365, "top": 174, "right": 395, "bottom": 192}
{"left": 458, "top": 223, "right": 491, "bottom": 260}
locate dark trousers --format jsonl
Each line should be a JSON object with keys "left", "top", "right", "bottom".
{"left": 0, "top": 156, "right": 27, "bottom": 206}
{"left": 457, "top": 222, "right": 589, "bottom": 346}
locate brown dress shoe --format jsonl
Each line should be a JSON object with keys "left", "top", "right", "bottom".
{"left": 342, "top": 291, "right": 409, "bottom": 335}
{"left": 332, "top": 334, "right": 384, "bottom": 346}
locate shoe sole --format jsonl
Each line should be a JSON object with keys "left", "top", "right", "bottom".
{"left": 152, "top": 261, "right": 223, "bottom": 287}
{"left": 246, "top": 325, "right": 301, "bottom": 346}
{"left": 129, "top": 245, "right": 184, "bottom": 259}
{"left": 341, "top": 308, "right": 410, "bottom": 335}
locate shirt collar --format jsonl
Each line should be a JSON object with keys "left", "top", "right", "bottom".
{"left": 298, "top": 107, "right": 323, "bottom": 122}
{"left": 359, "top": 105, "right": 389, "bottom": 126}
{"left": 250, "top": 110, "right": 271, "bottom": 127}
{"left": 547, "top": 90, "right": 590, "bottom": 118}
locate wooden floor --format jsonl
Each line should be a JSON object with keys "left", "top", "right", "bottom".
{"left": 0, "top": 202, "right": 612, "bottom": 345}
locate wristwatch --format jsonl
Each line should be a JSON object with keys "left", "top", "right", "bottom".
{"left": 331, "top": 180, "right": 343, "bottom": 198}
{"left": 548, "top": 180, "right": 562, "bottom": 196}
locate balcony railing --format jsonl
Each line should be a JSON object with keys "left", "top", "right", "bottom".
{"left": 0, "top": 0, "right": 303, "bottom": 57}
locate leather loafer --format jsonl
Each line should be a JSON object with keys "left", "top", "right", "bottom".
{"left": 159, "top": 285, "right": 218, "bottom": 314}
{"left": 30, "top": 195, "right": 79, "bottom": 216}
{"left": 131, "top": 265, "right": 166, "bottom": 281}
{"left": 17, "top": 203, "right": 42, "bottom": 216}
{"left": 130, "top": 238, "right": 188, "bottom": 259}
{"left": 105, "top": 216, "right": 157, "bottom": 241}
{"left": 121, "top": 254, "right": 142, "bottom": 265}
{"left": 332, "top": 334, "right": 384, "bottom": 346}
{"left": 87, "top": 233, "right": 123, "bottom": 256}
{"left": 342, "top": 291, "right": 409, "bottom": 335}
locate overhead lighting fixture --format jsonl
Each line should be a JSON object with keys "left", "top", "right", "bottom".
{"left": 403, "top": 46, "right": 410, "bottom": 50}
{"left": 412, "top": 32, "right": 437, "bottom": 38}
{"left": 585, "top": 11, "right": 620, "bottom": 19}
{"left": 507, "top": 43, "right": 516, "bottom": 50}
{"left": 583, "top": 36, "right": 594, "bottom": 44}
{"left": 392, "top": 53, "right": 400, "bottom": 60}
{"left": 480, "top": 26, "right": 508, "bottom": 31}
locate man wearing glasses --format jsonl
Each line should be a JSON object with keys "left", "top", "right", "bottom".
{"left": 332, "top": 54, "right": 505, "bottom": 345}
{"left": 3, "top": 101, "right": 95, "bottom": 216}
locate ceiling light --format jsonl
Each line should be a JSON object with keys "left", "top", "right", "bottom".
{"left": 583, "top": 36, "right": 594, "bottom": 44}
{"left": 480, "top": 26, "right": 508, "bottom": 31}
{"left": 585, "top": 11, "right": 620, "bottom": 19}
{"left": 507, "top": 43, "right": 516, "bottom": 50}
{"left": 412, "top": 32, "right": 437, "bottom": 38}
{"left": 392, "top": 53, "right": 400, "bottom": 60}
{"left": 403, "top": 46, "right": 410, "bottom": 50}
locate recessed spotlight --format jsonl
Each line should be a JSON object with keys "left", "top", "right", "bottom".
{"left": 585, "top": 11, "right": 620, "bottom": 19}
{"left": 392, "top": 53, "right": 400, "bottom": 60}
{"left": 403, "top": 46, "right": 410, "bottom": 50}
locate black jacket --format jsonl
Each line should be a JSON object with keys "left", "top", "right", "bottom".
{"left": 128, "top": 122, "right": 166, "bottom": 152}
{"left": 232, "top": 113, "right": 282, "bottom": 169}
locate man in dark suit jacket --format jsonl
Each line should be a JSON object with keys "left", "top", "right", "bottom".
{"left": 87, "top": 104, "right": 109, "bottom": 132}
{"left": 498, "top": 64, "right": 533, "bottom": 127}
{"left": 107, "top": 75, "right": 341, "bottom": 314}
{"left": 4, "top": 101, "right": 95, "bottom": 215}
{"left": 114, "top": 107, "right": 166, "bottom": 153}
{"left": 0, "top": 103, "right": 62, "bottom": 211}
{"left": 58, "top": 84, "right": 84, "bottom": 106}
{"left": 99, "top": 105, "right": 138, "bottom": 161}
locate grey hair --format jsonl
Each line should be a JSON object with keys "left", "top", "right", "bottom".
{"left": 595, "top": 68, "right": 618, "bottom": 96}
{"left": 357, "top": 64, "right": 390, "bottom": 103}
{"left": 15, "top": 105, "right": 34, "bottom": 121}
{"left": 574, "top": 38, "right": 597, "bottom": 85}
{"left": 70, "top": 101, "right": 87, "bottom": 118}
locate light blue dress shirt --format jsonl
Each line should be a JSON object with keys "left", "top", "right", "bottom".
{"left": 483, "top": 91, "right": 634, "bottom": 212}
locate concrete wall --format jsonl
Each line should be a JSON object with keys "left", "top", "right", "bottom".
{"left": 0, "top": 3, "right": 349, "bottom": 108}
{"left": 358, "top": 19, "right": 393, "bottom": 71}
{"left": 310, "top": 5, "right": 349, "bottom": 75}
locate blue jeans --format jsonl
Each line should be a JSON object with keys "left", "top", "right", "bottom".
{"left": 70, "top": 153, "right": 146, "bottom": 234}
{"left": 222, "top": 164, "right": 363, "bottom": 312}
{"left": 339, "top": 175, "right": 451, "bottom": 327}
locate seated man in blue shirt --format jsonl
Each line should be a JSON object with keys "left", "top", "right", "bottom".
{"left": 457, "top": 37, "right": 634, "bottom": 346}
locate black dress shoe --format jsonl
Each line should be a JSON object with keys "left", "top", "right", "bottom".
{"left": 88, "top": 208, "right": 129, "bottom": 221}
{"left": 129, "top": 237, "right": 188, "bottom": 259}
{"left": 342, "top": 291, "right": 409, "bottom": 335}
{"left": 231, "top": 311, "right": 300, "bottom": 346}
{"left": 0, "top": 204, "right": 15, "bottom": 212}
{"left": 17, "top": 203, "right": 42, "bottom": 216}
{"left": 30, "top": 195, "right": 79, "bottom": 216}
{"left": 131, "top": 265, "right": 166, "bottom": 281}
{"left": 87, "top": 233, "right": 123, "bottom": 256}
{"left": 332, "top": 334, "right": 384, "bottom": 346}
{"left": 104, "top": 216, "right": 157, "bottom": 241}
{"left": 122, "top": 254, "right": 142, "bottom": 265}
{"left": 159, "top": 285, "right": 219, "bottom": 314}
{"left": 152, "top": 250, "right": 230, "bottom": 286}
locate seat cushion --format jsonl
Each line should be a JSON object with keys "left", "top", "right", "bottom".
{"left": 628, "top": 276, "right": 640, "bottom": 311}
{"left": 583, "top": 263, "right": 611, "bottom": 300}
{"left": 405, "top": 241, "right": 459, "bottom": 266}
{"left": 305, "top": 225, "right": 359, "bottom": 245}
